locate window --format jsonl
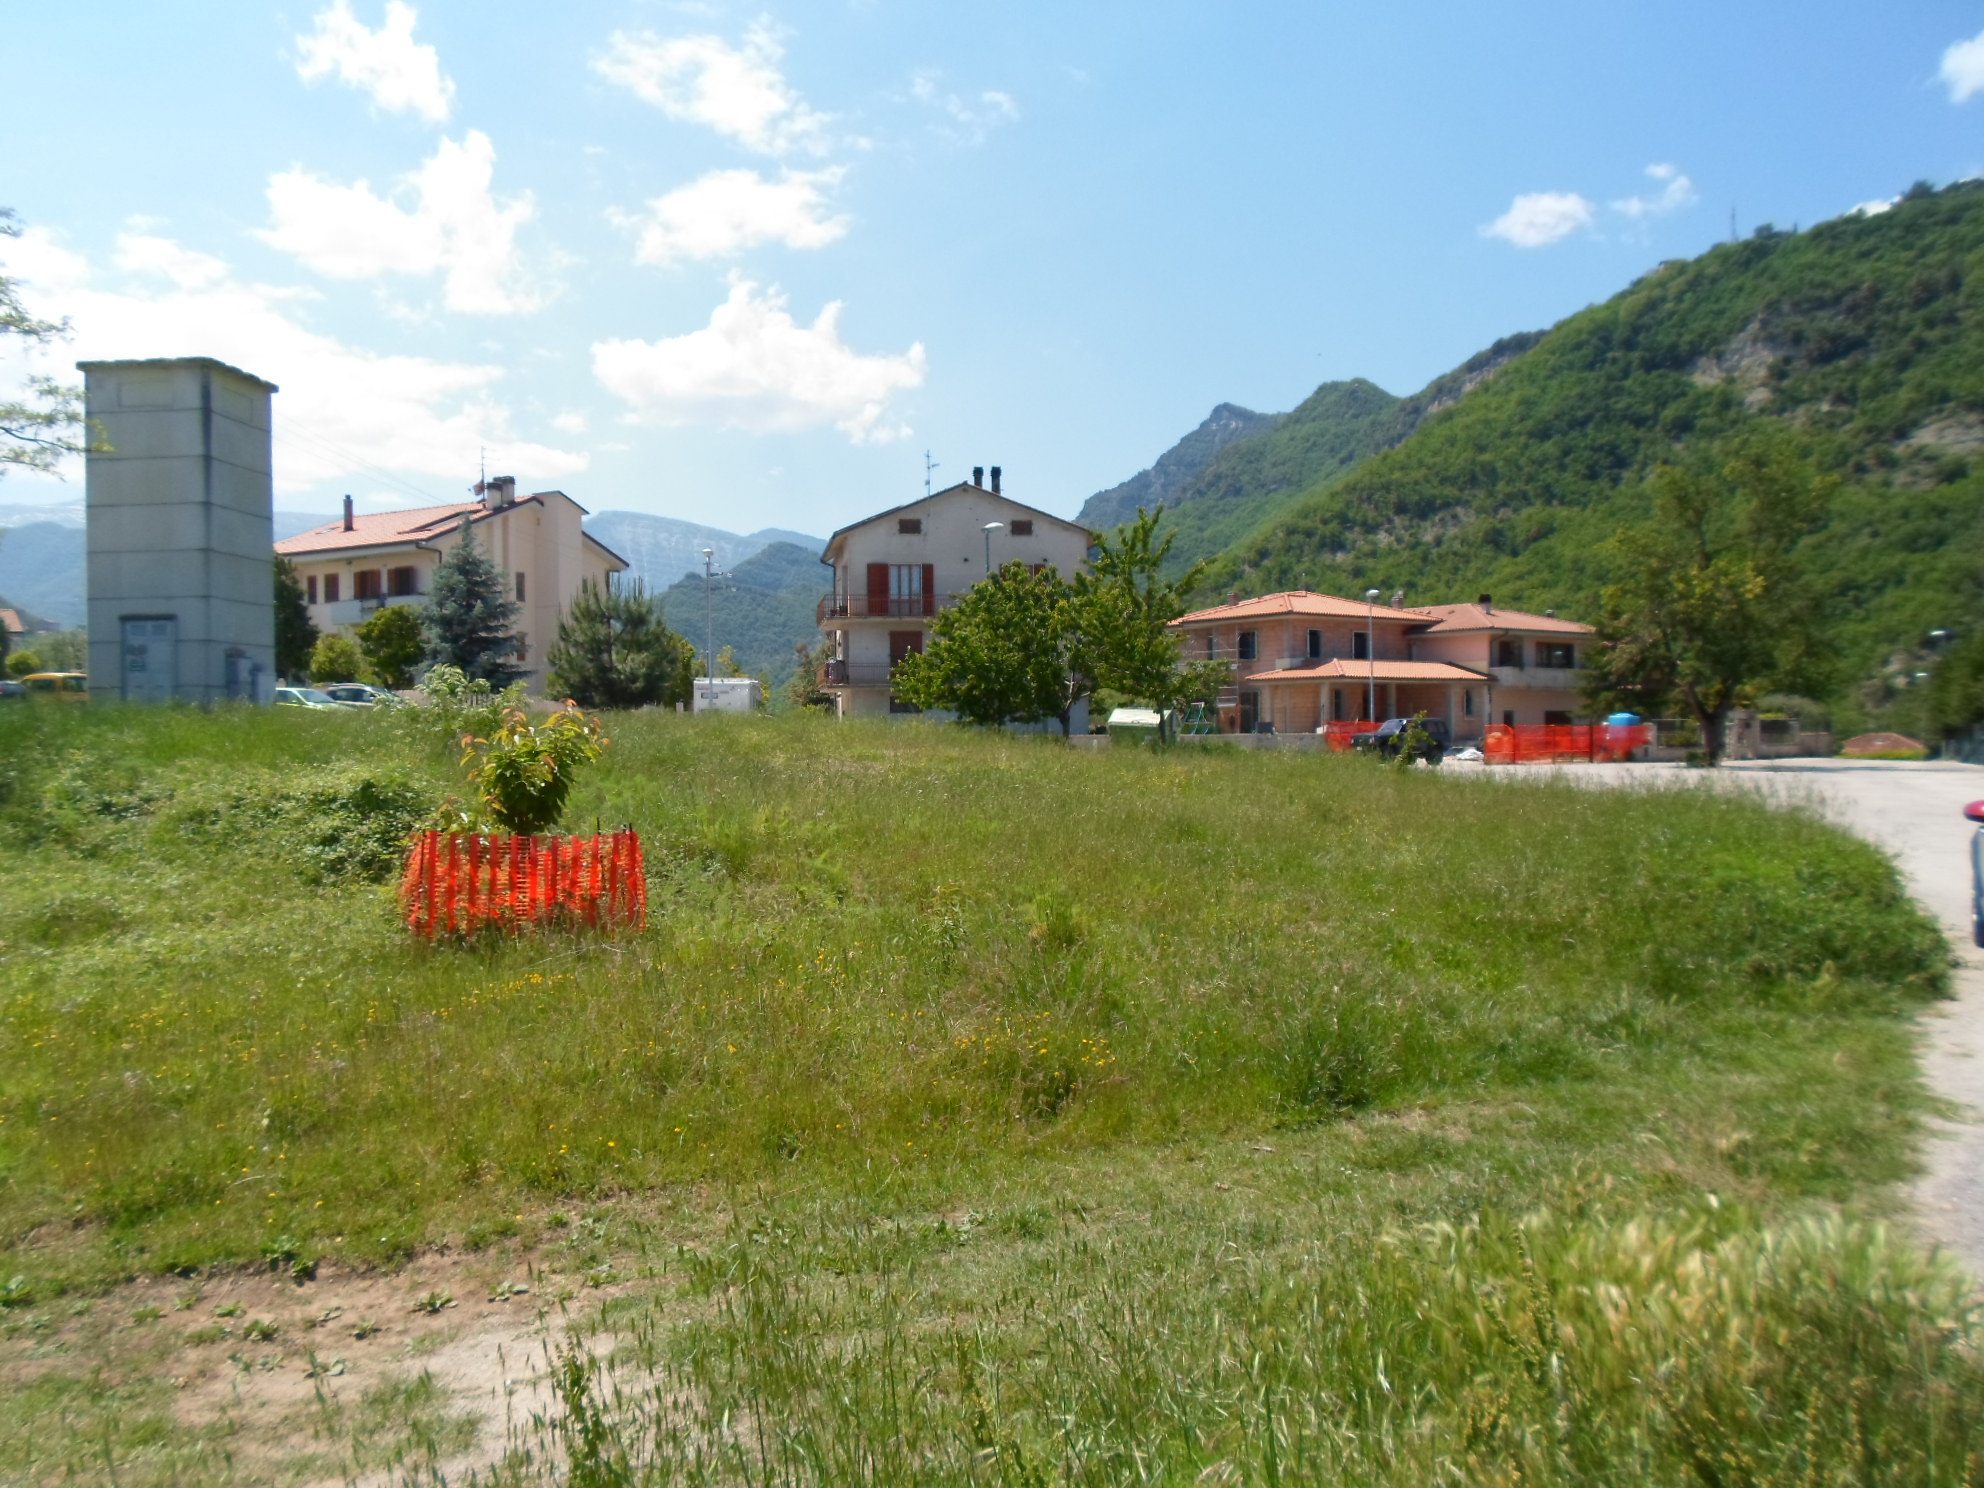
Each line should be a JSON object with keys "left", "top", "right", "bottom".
{"left": 1239, "top": 691, "right": 1260, "bottom": 732}
{"left": 1352, "top": 630, "right": 1370, "bottom": 661}
{"left": 1503, "top": 710, "right": 1516, "bottom": 727}
{"left": 305, "top": 574, "right": 318, "bottom": 604}
{"left": 1544, "top": 710, "right": 1574, "bottom": 727}
{"left": 897, "top": 517, "right": 922, "bottom": 534}
{"left": 390, "top": 566, "right": 419, "bottom": 597}
{"left": 1537, "top": 641, "right": 1575, "bottom": 668}
{"left": 1010, "top": 519, "right": 1034, "bottom": 537}
{"left": 323, "top": 573, "right": 340, "bottom": 603}
{"left": 1495, "top": 639, "right": 1523, "bottom": 668}
{"left": 1307, "top": 628, "right": 1323, "bottom": 660}
{"left": 888, "top": 631, "right": 923, "bottom": 713}
{"left": 890, "top": 564, "right": 924, "bottom": 615}
{"left": 1464, "top": 689, "right": 1475, "bottom": 718}
{"left": 1237, "top": 631, "right": 1258, "bottom": 661}
{"left": 1333, "top": 688, "right": 1345, "bottom": 721}
{"left": 515, "top": 571, "right": 527, "bottom": 603}
{"left": 353, "top": 569, "right": 383, "bottom": 601}
{"left": 515, "top": 634, "right": 529, "bottom": 662}
{"left": 1205, "top": 634, "right": 1216, "bottom": 660}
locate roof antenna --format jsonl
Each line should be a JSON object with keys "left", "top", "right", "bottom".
{"left": 472, "top": 445, "right": 487, "bottom": 498}
{"left": 924, "top": 450, "right": 938, "bottom": 497}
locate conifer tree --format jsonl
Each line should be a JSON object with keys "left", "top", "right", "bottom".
{"left": 546, "top": 578, "right": 693, "bottom": 709}
{"left": 273, "top": 555, "right": 318, "bottom": 680}
{"left": 424, "top": 517, "right": 525, "bottom": 686}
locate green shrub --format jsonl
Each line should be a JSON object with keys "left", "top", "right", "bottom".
{"left": 460, "top": 706, "right": 607, "bottom": 834}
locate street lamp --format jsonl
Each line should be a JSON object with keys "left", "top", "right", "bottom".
{"left": 983, "top": 521, "right": 1004, "bottom": 575}
{"left": 701, "top": 547, "right": 718, "bottom": 709}
{"left": 1365, "top": 588, "right": 1380, "bottom": 724}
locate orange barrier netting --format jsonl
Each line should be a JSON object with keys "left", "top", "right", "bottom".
{"left": 1484, "top": 723, "right": 1652, "bottom": 764}
{"left": 400, "top": 829, "right": 647, "bottom": 938}
{"left": 1319, "top": 721, "right": 1382, "bottom": 752}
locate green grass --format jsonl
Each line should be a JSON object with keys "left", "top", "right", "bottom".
{"left": 0, "top": 703, "right": 1975, "bottom": 1483}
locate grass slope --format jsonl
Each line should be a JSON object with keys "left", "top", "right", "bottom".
{"left": 1203, "top": 183, "right": 1984, "bottom": 687}
{"left": 0, "top": 706, "right": 1973, "bottom": 1482}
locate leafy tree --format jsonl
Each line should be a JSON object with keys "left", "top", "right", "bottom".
{"left": 425, "top": 517, "right": 524, "bottom": 686}
{"left": 786, "top": 637, "right": 835, "bottom": 710}
{"left": 1, "top": 210, "right": 89, "bottom": 478}
{"left": 7, "top": 648, "right": 41, "bottom": 677}
{"left": 459, "top": 706, "right": 608, "bottom": 834}
{"left": 545, "top": 579, "right": 693, "bottom": 710}
{"left": 274, "top": 556, "right": 319, "bottom": 680}
{"left": 308, "top": 634, "right": 365, "bottom": 684}
{"left": 1923, "top": 631, "right": 1984, "bottom": 745}
{"left": 1070, "top": 507, "right": 1208, "bottom": 709}
{"left": 35, "top": 628, "right": 84, "bottom": 672}
{"left": 1586, "top": 438, "right": 1831, "bottom": 764}
{"left": 355, "top": 603, "right": 425, "bottom": 689}
{"left": 894, "top": 562, "right": 1084, "bottom": 732}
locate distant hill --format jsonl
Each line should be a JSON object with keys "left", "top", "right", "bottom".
{"left": 1076, "top": 350, "right": 1540, "bottom": 573}
{"left": 585, "top": 511, "right": 822, "bottom": 594}
{"left": 1198, "top": 181, "right": 1984, "bottom": 704}
{"left": 659, "top": 540, "right": 825, "bottom": 692}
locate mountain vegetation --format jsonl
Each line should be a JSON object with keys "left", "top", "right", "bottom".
{"left": 1177, "top": 181, "right": 1984, "bottom": 733}
{"left": 585, "top": 509, "right": 820, "bottom": 596}
{"left": 658, "top": 539, "right": 824, "bottom": 694}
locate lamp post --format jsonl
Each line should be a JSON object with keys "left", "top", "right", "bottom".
{"left": 701, "top": 547, "right": 717, "bottom": 710}
{"left": 983, "top": 521, "right": 1004, "bottom": 575}
{"left": 1365, "top": 588, "right": 1380, "bottom": 724}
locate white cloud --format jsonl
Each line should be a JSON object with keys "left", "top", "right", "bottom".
{"left": 1943, "top": 27, "right": 1984, "bottom": 102}
{"left": 259, "top": 132, "right": 545, "bottom": 315}
{"left": 1612, "top": 162, "right": 1698, "bottom": 220}
{"left": 908, "top": 72, "right": 1020, "bottom": 146}
{"left": 551, "top": 410, "right": 588, "bottom": 434}
{"left": 613, "top": 167, "right": 848, "bottom": 265}
{"left": 1481, "top": 191, "right": 1595, "bottom": 248}
{"left": 592, "top": 276, "right": 924, "bottom": 444}
{"left": 593, "top": 22, "right": 828, "bottom": 155}
{"left": 0, "top": 227, "right": 584, "bottom": 494}
{"left": 295, "top": 0, "right": 454, "bottom": 123}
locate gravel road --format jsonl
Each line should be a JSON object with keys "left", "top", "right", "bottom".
{"left": 1478, "top": 756, "right": 1984, "bottom": 1270}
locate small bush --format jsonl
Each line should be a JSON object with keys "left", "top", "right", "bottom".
{"left": 460, "top": 706, "right": 607, "bottom": 835}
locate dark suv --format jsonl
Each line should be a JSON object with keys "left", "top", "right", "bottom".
{"left": 1352, "top": 716, "right": 1450, "bottom": 763}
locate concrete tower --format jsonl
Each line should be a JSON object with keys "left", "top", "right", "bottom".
{"left": 80, "top": 357, "right": 278, "bottom": 703}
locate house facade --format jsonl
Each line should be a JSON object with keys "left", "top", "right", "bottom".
{"left": 274, "top": 476, "right": 628, "bottom": 694}
{"left": 1168, "top": 590, "right": 1597, "bottom": 740}
{"left": 816, "top": 470, "right": 1093, "bottom": 719}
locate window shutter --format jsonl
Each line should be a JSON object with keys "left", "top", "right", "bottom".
{"left": 922, "top": 564, "right": 935, "bottom": 615}
{"left": 866, "top": 563, "right": 890, "bottom": 617}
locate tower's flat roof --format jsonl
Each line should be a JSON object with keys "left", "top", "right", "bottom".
{"left": 77, "top": 357, "right": 279, "bottom": 393}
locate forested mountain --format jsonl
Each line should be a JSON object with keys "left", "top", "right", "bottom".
{"left": 659, "top": 540, "right": 824, "bottom": 691}
{"left": 1077, "top": 403, "right": 1283, "bottom": 532}
{"left": 1183, "top": 181, "right": 1984, "bottom": 713}
{"left": 585, "top": 510, "right": 821, "bottom": 595}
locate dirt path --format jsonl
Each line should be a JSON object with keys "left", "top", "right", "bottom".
{"left": 1480, "top": 756, "right": 1984, "bottom": 1271}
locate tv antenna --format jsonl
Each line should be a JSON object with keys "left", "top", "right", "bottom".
{"left": 924, "top": 450, "right": 939, "bottom": 496}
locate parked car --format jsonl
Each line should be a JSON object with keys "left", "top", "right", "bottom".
{"left": 21, "top": 671, "right": 87, "bottom": 701}
{"left": 1352, "top": 716, "right": 1451, "bottom": 763}
{"left": 0, "top": 678, "right": 26, "bottom": 701}
{"left": 273, "top": 686, "right": 346, "bottom": 710}
{"left": 320, "top": 682, "right": 399, "bottom": 707}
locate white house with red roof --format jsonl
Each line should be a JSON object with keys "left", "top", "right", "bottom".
{"left": 275, "top": 476, "right": 628, "bottom": 694}
{"left": 1167, "top": 589, "right": 1596, "bottom": 740}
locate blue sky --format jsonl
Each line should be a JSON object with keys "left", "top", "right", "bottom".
{"left": 5, "top": 2, "right": 1984, "bottom": 536}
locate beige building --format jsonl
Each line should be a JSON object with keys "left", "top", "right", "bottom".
{"left": 1168, "top": 589, "right": 1596, "bottom": 740}
{"left": 816, "top": 469, "right": 1093, "bottom": 719}
{"left": 274, "top": 476, "right": 628, "bottom": 693}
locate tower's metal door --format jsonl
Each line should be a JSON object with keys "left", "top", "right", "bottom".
{"left": 121, "top": 617, "right": 177, "bottom": 701}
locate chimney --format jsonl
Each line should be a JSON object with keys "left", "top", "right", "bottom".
{"left": 990, "top": 466, "right": 1002, "bottom": 494}
{"left": 1390, "top": 589, "right": 1405, "bottom": 609}
{"left": 972, "top": 465, "right": 984, "bottom": 488}
{"left": 1478, "top": 592, "right": 1493, "bottom": 613}
{"left": 487, "top": 475, "right": 516, "bottom": 509}
{"left": 342, "top": 494, "right": 354, "bottom": 532}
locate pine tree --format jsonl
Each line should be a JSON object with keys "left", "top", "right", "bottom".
{"left": 424, "top": 517, "right": 524, "bottom": 686}
{"left": 273, "top": 555, "right": 318, "bottom": 680}
{"left": 546, "top": 578, "right": 693, "bottom": 709}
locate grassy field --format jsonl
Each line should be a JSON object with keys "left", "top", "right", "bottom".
{"left": 0, "top": 703, "right": 1976, "bottom": 1483}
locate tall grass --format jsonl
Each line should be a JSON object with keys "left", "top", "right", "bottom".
{"left": 0, "top": 703, "right": 1972, "bottom": 1481}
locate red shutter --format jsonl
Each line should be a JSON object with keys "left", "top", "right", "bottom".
{"left": 922, "top": 563, "right": 935, "bottom": 616}
{"left": 867, "top": 563, "right": 890, "bottom": 617}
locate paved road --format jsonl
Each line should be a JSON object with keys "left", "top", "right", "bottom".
{"left": 1476, "top": 757, "right": 1984, "bottom": 1270}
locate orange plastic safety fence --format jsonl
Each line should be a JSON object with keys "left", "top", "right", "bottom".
{"left": 1483, "top": 723, "right": 1652, "bottom": 764}
{"left": 399, "top": 829, "right": 647, "bottom": 938}
{"left": 1319, "top": 721, "right": 1382, "bottom": 752}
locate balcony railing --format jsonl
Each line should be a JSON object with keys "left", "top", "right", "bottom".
{"left": 816, "top": 593, "right": 962, "bottom": 625}
{"left": 821, "top": 660, "right": 903, "bottom": 688}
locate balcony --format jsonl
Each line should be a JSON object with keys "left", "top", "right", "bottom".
{"left": 821, "top": 660, "right": 901, "bottom": 688}
{"left": 816, "top": 593, "right": 962, "bottom": 625}
{"left": 1489, "top": 665, "right": 1584, "bottom": 693}
{"left": 318, "top": 593, "right": 423, "bottom": 630}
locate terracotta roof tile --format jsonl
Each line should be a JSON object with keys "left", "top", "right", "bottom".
{"left": 1171, "top": 590, "right": 1426, "bottom": 626}
{"left": 1409, "top": 602, "right": 1593, "bottom": 635}
{"left": 275, "top": 500, "right": 487, "bottom": 556}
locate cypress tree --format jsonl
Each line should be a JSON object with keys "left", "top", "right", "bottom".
{"left": 546, "top": 578, "right": 694, "bottom": 709}
{"left": 424, "top": 517, "right": 525, "bottom": 686}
